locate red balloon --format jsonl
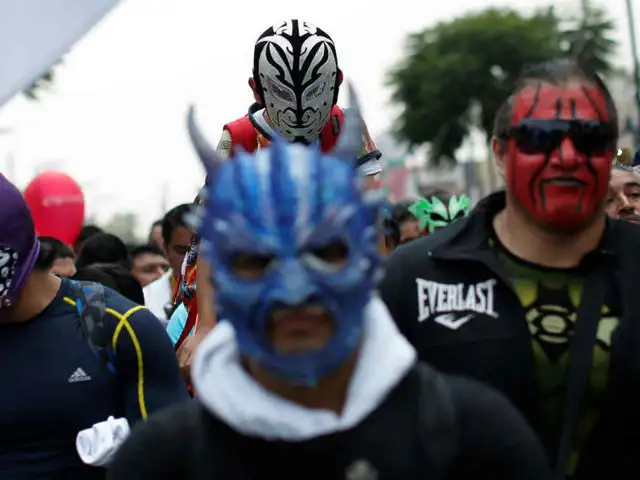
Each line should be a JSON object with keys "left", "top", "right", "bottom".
{"left": 23, "top": 171, "right": 85, "bottom": 245}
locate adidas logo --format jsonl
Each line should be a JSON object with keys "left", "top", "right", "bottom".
{"left": 68, "top": 367, "right": 91, "bottom": 383}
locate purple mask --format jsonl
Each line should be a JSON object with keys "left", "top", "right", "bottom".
{"left": 0, "top": 175, "right": 40, "bottom": 308}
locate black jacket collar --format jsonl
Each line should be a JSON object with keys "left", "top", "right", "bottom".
{"left": 431, "top": 191, "right": 619, "bottom": 265}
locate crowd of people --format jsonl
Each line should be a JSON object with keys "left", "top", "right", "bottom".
{"left": 2, "top": 16, "right": 640, "bottom": 480}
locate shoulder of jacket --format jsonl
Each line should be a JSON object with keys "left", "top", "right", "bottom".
{"left": 146, "top": 401, "right": 200, "bottom": 436}
{"left": 388, "top": 218, "right": 470, "bottom": 266}
{"left": 101, "top": 288, "right": 148, "bottom": 321}
{"left": 613, "top": 218, "right": 640, "bottom": 246}
{"left": 223, "top": 115, "right": 252, "bottom": 128}
{"left": 118, "top": 402, "right": 198, "bottom": 469}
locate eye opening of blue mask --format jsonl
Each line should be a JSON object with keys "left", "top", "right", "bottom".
{"left": 229, "top": 250, "right": 276, "bottom": 280}
{"left": 301, "top": 252, "right": 346, "bottom": 275}
{"left": 300, "top": 237, "right": 349, "bottom": 269}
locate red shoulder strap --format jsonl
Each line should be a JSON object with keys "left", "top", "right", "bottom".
{"left": 223, "top": 116, "right": 259, "bottom": 155}
{"left": 320, "top": 105, "right": 343, "bottom": 152}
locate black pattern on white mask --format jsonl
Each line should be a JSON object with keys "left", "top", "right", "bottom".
{"left": 0, "top": 246, "right": 18, "bottom": 307}
{"left": 254, "top": 19, "right": 338, "bottom": 143}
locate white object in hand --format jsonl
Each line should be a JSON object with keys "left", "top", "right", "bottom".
{"left": 76, "top": 416, "right": 130, "bottom": 466}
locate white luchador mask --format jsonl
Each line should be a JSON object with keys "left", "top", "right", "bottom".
{"left": 253, "top": 19, "right": 339, "bottom": 143}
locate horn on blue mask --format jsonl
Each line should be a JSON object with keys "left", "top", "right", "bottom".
{"left": 186, "top": 84, "right": 382, "bottom": 386}
{"left": 332, "top": 82, "right": 364, "bottom": 164}
{"left": 187, "top": 105, "right": 225, "bottom": 177}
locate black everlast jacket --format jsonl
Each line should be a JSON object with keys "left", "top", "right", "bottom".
{"left": 379, "top": 191, "right": 640, "bottom": 480}
{"left": 108, "top": 364, "right": 551, "bottom": 480}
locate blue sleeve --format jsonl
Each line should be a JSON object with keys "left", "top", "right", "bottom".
{"left": 108, "top": 304, "right": 190, "bottom": 425}
{"left": 166, "top": 303, "right": 189, "bottom": 346}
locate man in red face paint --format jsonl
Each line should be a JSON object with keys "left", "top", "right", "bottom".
{"left": 379, "top": 59, "right": 640, "bottom": 480}
{"left": 504, "top": 77, "right": 612, "bottom": 232}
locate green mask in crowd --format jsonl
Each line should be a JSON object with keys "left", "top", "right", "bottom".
{"left": 409, "top": 194, "right": 471, "bottom": 234}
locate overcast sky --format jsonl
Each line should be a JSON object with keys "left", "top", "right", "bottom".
{"left": 0, "top": 0, "right": 634, "bottom": 235}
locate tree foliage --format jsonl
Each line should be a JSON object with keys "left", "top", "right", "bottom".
{"left": 560, "top": 1, "right": 618, "bottom": 75}
{"left": 388, "top": 4, "right": 617, "bottom": 165}
{"left": 23, "top": 59, "right": 65, "bottom": 100}
{"left": 23, "top": 70, "right": 55, "bottom": 100}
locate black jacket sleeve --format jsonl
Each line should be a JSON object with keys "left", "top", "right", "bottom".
{"left": 107, "top": 402, "right": 194, "bottom": 480}
{"left": 378, "top": 245, "right": 416, "bottom": 338}
{"left": 447, "top": 376, "right": 552, "bottom": 480}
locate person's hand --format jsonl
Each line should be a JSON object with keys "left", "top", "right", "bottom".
{"left": 176, "top": 327, "right": 211, "bottom": 383}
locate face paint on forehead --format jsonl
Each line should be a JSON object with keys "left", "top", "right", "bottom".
{"left": 512, "top": 82, "right": 609, "bottom": 125}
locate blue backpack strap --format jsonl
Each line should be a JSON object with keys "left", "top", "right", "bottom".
{"left": 72, "top": 280, "right": 116, "bottom": 374}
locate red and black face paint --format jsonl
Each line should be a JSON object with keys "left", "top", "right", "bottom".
{"left": 505, "top": 82, "right": 616, "bottom": 229}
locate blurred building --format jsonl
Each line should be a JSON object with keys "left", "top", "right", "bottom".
{"left": 607, "top": 70, "right": 638, "bottom": 150}
{"left": 375, "top": 131, "right": 418, "bottom": 202}
{"left": 375, "top": 128, "right": 489, "bottom": 206}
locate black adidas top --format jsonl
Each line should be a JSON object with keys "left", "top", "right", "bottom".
{"left": 0, "top": 278, "right": 189, "bottom": 479}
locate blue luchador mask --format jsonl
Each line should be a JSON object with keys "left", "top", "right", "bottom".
{"left": 187, "top": 85, "right": 383, "bottom": 385}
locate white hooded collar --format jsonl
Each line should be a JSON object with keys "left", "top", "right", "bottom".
{"left": 191, "top": 296, "right": 416, "bottom": 441}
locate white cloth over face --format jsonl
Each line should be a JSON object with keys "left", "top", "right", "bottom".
{"left": 76, "top": 416, "right": 130, "bottom": 466}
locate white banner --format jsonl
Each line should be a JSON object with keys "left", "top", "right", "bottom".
{"left": 0, "top": 0, "right": 121, "bottom": 108}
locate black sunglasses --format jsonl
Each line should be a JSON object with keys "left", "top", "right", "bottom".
{"left": 506, "top": 119, "right": 616, "bottom": 157}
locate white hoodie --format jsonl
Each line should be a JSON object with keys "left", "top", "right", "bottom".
{"left": 191, "top": 296, "right": 417, "bottom": 442}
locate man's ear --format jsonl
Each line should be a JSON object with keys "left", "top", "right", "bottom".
{"left": 331, "top": 69, "right": 344, "bottom": 106}
{"left": 248, "top": 77, "right": 262, "bottom": 104}
{"left": 491, "top": 136, "right": 507, "bottom": 178}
